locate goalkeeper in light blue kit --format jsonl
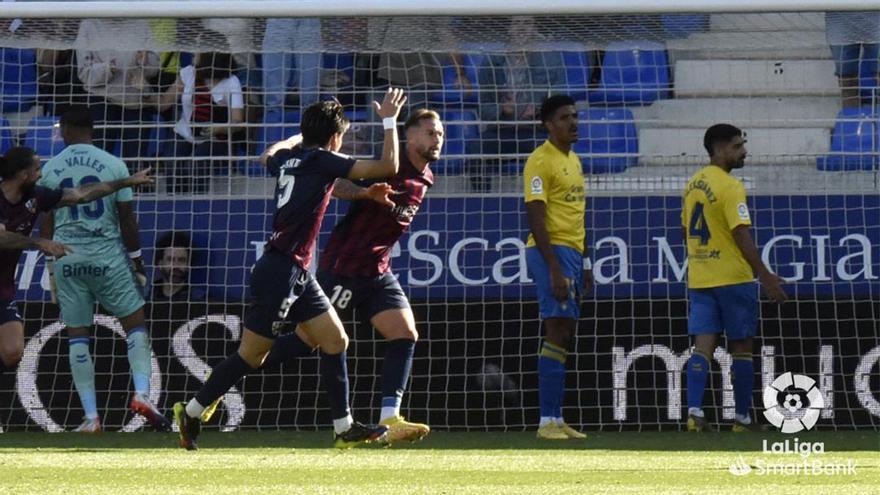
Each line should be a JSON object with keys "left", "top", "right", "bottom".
{"left": 39, "top": 107, "right": 170, "bottom": 433}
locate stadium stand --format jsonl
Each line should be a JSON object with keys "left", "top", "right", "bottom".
{"left": 816, "top": 107, "right": 878, "bottom": 171}
{"left": 575, "top": 108, "right": 638, "bottom": 174}
{"left": 435, "top": 109, "right": 479, "bottom": 175}
{"left": 588, "top": 40, "right": 670, "bottom": 106}
{"left": 22, "top": 115, "right": 64, "bottom": 158}
{"left": 0, "top": 118, "right": 12, "bottom": 154}
{"left": 0, "top": 47, "right": 37, "bottom": 115}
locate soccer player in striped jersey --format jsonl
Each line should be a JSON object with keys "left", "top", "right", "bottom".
{"left": 682, "top": 124, "right": 788, "bottom": 433}
{"left": 0, "top": 145, "right": 152, "bottom": 416}
{"left": 264, "top": 108, "right": 443, "bottom": 444}
{"left": 173, "top": 89, "right": 407, "bottom": 450}
{"left": 524, "top": 95, "right": 591, "bottom": 440}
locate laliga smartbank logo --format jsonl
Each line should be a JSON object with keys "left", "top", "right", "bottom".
{"left": 727, "top": 372, "right": 857, "bottom": 477}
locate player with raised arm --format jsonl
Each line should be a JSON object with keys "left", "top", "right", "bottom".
{"left": 39, "top": 107, "right": 167, "bottom": 433}
{"left": 0, "top": 145, "right": 151, "bottom": 408}
{"left": 173, "top": 89, "right": 407, "bottom": 450}
{"left": 264, "top": 108, "right": 443, "bottom": 444}
{"left": 683, "top": 124, "right": 788, "bottom": 433}
{"left": 524, "top": 95, "right": 591, "bottom": 440}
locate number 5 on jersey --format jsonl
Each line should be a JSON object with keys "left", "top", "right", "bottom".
{"left": 276, "top": 158, "right": 301, "bottom": 208}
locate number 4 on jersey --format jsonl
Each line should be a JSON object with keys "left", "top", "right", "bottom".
{"left": 688, "top": 201, "right": 711, "bottom": 245}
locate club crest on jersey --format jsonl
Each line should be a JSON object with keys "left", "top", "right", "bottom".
{"left": 25, "top": 198, "right": 37, "bottom": 214}
{"left": 531, "top": 176, "right": 543, "bottom": 195}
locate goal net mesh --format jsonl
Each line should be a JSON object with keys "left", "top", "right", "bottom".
{"left": 0, "top": 9, "right": 877, "bottom": 432}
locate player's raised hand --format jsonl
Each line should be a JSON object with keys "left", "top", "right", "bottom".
{"left": 373, "top": 87, "right": 407, "bottom": 120}
{"left": 127, "top": 167, "right": 155, "bottom": 187}
{"left": 36, "top": 238, "right": 72, "bottom": 259}
{"left": 759, "top": 270, "right": 788, "bottom": 303}
{"left": 362, "top": 182, "right": 398, "bottom": 208}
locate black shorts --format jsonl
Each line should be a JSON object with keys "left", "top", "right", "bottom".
{"left": 244, "top": 251, "right": 332, "bottom": 338}
{"left": 316, "top": 270, "right": 410, "bottom": 324}
{"left": 0, "top": 300, "right": 22, "bottom": 326}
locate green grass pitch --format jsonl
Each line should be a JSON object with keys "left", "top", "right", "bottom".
{"left": 0, "top": 431, "right": 877, "bottom": 494}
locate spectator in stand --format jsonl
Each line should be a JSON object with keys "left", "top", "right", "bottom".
{"left": 261, "top": 17, "right": 322, "bottom": 139}
{"left": 151, "top": 231, "right": 205, "bottom": 302}
{"left": 155, "top": 52, "right": 245, "bottom": 193}
{"left": 75, "top": 19, "right": 160, "bottom": 164}
{"left": 466, "top": 17, "right": 566, "bottom": 191}
{"left": 36, "top": 49, "right": 88, "bottom": 117}
{"left": 825, "top": 11, "right": 880, "bottom": 108}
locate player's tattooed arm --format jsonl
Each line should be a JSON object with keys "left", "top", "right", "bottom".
{"left": 0, "top": 227, "right": 70, "bottom": 258}
{"left": 332, "top": 179, "right": 397, "bottom": 207}
{"left": 57, "top": 167, "right": 154, "bottom": 207}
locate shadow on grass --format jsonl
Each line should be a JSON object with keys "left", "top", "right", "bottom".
{"left": 0, "top": 430, "right": 877, "bottom": 452}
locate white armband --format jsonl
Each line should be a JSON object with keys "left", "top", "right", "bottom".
{"left": 128, "top": 249, "right": 143, "bottom": 259}
{"left": 382, "top": 117, "right": 396, "bottom": 130}
{"left": 582, "top": 258, "right": 592, "bottom": 270}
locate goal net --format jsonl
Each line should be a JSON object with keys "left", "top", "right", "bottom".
{"left": 0, "top": 2, "right": 877, "bottom": 432}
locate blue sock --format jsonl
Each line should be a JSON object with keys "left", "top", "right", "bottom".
{"left": 380, "top": 339, "right": 416, "bottom": 420}
{"left": 319, "top": 351, "right": 351, "bottom": 421}
{"left": 126, "top": 327, "right": 151, "bottom": 395}
{"left": 262, "top": 332, "right": 314, "bottom": 370}
{"left": 731, "top": 354, "right": 754, "bottom": 419}
{"left": 686, "top": 350, "right": 711, "bottom": 412}
{"left": 194, "top": 353, "right": 254, "bottom": 410}
{"left": 69, "top": 337, "right": 98, "bottom": 419}
{"left": 538, "top": 340, "right": 567, "bottom": 419}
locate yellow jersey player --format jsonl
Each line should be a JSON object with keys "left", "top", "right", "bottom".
{"left": 682, "top": 124, "right": 788, "bottom": 433}
{"left": 524, "top": 95, "right": 591, "bottom": 440}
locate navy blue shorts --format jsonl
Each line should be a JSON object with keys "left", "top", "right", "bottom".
{"left": 688, "top": 282, "right": 758, "bottom": 341}
{"left": 316, "top": 270, "right": 410, "bottom": 323}
{"left": 244, "top": 251, "right": 332, "bottom": 338}
{"left": 0, "top": 300, "right": 22, "bottom": 326}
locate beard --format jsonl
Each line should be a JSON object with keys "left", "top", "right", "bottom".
{"left": 419, "top": 148, "right": 440, "bottom": 162}
{"left": 21, "top": 182, "right": 37, "bottom": 196}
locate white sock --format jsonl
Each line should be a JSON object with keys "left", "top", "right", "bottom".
{"left": 735, "top": 414, "right": 751, "bottom": 425}
{"left": 333, "top": 414, "right": 354, "bottom": 434}
{"left": 555, "top": 417, "right": 566, "bottom": 425}
{"left": 539, "top": 416, "right": 554, "bottom": 427}
{"left": 688, "top": 407, "right": 705, "bottom": 418}
{"left": 380, "top": 406, "right": 399, "bottom": 422}
{"left": 185, "top": 399, "right": 205, "bottom": 419}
